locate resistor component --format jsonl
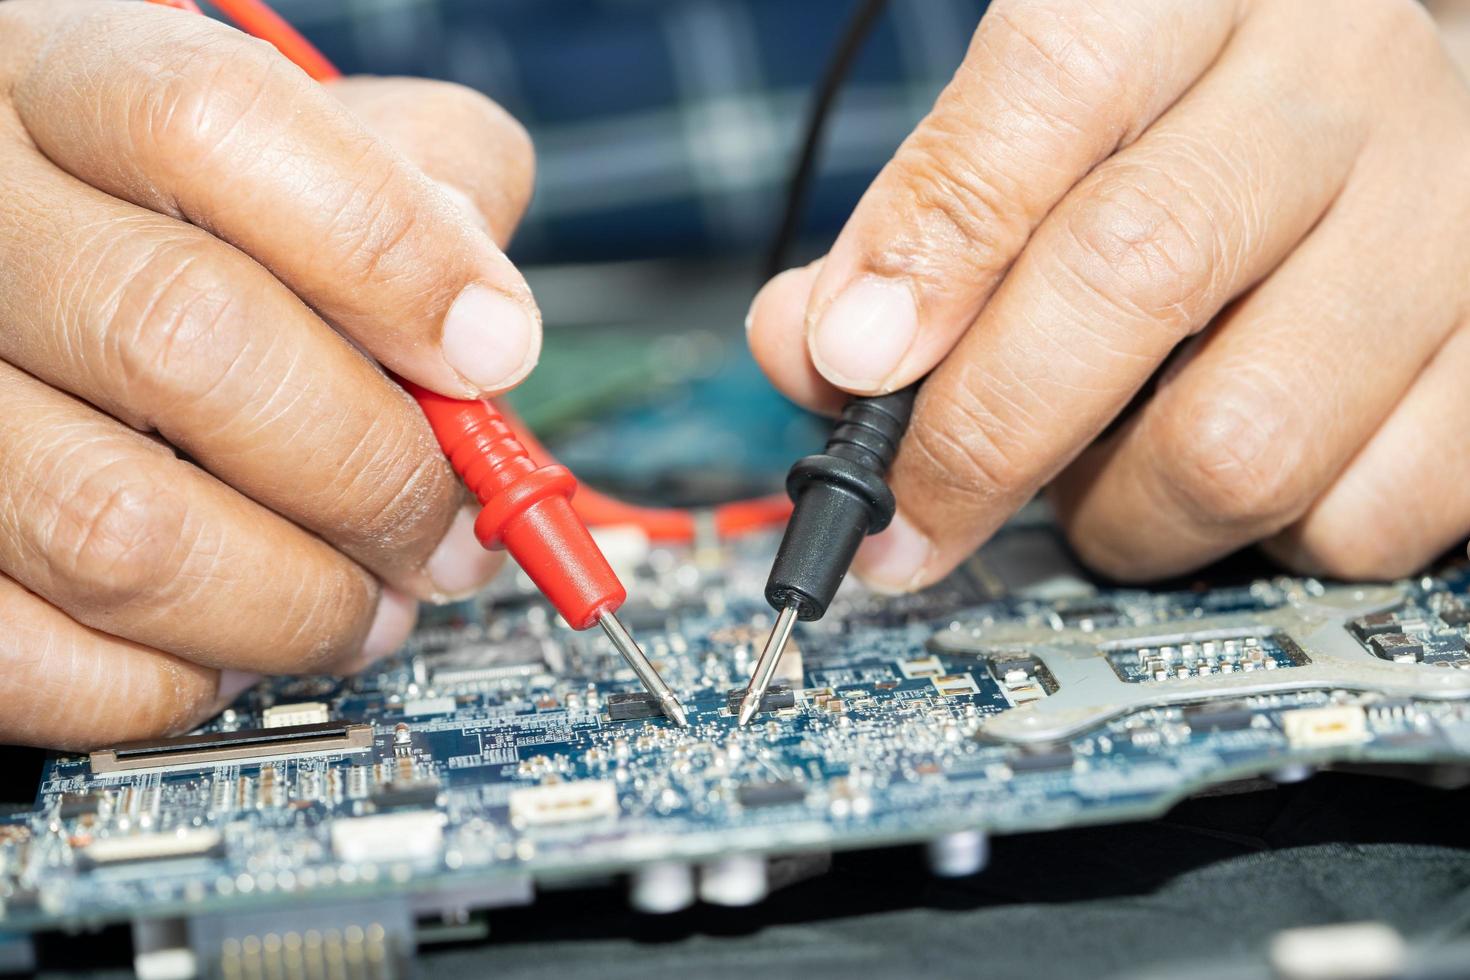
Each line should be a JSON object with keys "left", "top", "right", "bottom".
{"left": 347, "top": 765, "right": 370, "bottom": 800}
{"left": 235, "top": 776, "right": 256, "bottom": 811}
{"left": 210, "top": 778, "right": 232, "bottom": 814}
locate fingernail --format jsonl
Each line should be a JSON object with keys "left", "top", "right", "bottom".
{"left": 215, "top": 670, "right": 260, "bottom": 709}
{"left": 809, "top": 276, "right": 919, "bottom": 391}
{"left": 358, "top": 587, "right": 418, "bottom": 667}
{"left": 852, "top": 511, "right": 933, "bottom": 594}
{"left": 435, "top": 181, "right": 490, "bottom": 233}
{"left": 441, "top": 284, "right": 540, "bottom": 394}
{"left": 426, "top": 507, "right": 501, "bottom": 600}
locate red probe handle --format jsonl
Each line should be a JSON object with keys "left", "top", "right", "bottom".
{"left": 402, "top": 380, "right": 626, "bottom": 631}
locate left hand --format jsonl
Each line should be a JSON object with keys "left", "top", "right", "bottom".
{"left": 747, "top": 0, "right": 1470, "bottom": 589}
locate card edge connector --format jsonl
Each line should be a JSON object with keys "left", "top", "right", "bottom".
{"left": 89, "top": 721, "right": 373, "bottom": 774}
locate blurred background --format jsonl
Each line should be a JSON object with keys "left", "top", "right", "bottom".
{"left": 202, "top": 0, "right": 988, "bottom": 505}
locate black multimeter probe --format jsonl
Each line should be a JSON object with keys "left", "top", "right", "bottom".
{"left": 736, "top": 386, "right": 917, "bottom": 726}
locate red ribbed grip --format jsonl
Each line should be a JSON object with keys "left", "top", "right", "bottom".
{"left": 401, "top": 379, "right": 626, "bottom": 630}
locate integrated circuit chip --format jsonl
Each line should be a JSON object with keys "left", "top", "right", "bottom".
{"left": 737, "top": 781, "right": 807, "bottom": 808}
{"left": 606, "top": 692, "right": 662, "bottom": 722}
{"left": 1184, "top": 703, "right": 1260, "bottom": 732}
{"left": 726, "top": 686, "right": 796, "bottom": 714}
{"left": 1350, "top": 612, "right": 1405, "bottom": 642}
{"left": 1439, "top": 600, "right": 1470, "bottom": 628}
{"left": 1008, "top": 745, "right": 1075, "bottom": 774}
{"left": 57, "top": 793, "right": 103, "bottom": 821}
{"left": 369, "top": 782, "right": 442, "bottom": 811}
{"left": 1368, "top": 633, "right": 1424, "bottom": 663}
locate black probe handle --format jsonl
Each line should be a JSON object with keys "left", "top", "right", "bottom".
{"left": 764, "top": 386, "right": 917, "bottom": 621}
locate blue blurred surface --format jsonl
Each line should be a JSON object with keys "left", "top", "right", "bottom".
{"left": 218, "top": 0, "right": 989, "bottom": 262}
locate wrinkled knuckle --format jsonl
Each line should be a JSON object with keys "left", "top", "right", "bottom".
{"left": 49, "top": 465, "right": 191, "bottom": 612}
{"left": 156, "top": 671, "right": 223, "bottom": 737}
{"left": 319, "top": 158, "right": 424, "bottom": 284}
{"left": 1061, "top": 172, "right": 1220, "bottom": 335}
{"left": 108, "top": 240, "right": 249, "bottom": 405}
{"left": 1154, "top": 400, "right": 1300, "bottom": 531}
{"left": 986, "top": 0, "right": 1131, "bottom": 110}
{"left": 337, "top": 433, "right": 457, "bottom": 560}
{"left": 293, "top": 578, "right": 377, "bottom": 673}
{"left": 906, "top": 388, "right": 1028, "bottom": 504}
{"left": 883, "top": 132, "right": 1021, "bottom": 283}
{"left": 138, "top": 25, "right": 289, "bottom": 177}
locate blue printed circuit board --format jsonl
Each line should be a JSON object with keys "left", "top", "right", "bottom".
{"left": 4, "top": 521, "right": 1470, "bottom": 975}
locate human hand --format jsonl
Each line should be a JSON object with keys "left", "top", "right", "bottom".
{"left": 748, "top": 0, "right": 1470, "bottom": 591}
{"left": 0, "top": 0, "right": 537, "bottom": 748}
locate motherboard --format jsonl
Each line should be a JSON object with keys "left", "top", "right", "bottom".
{"left": 5, "top": 517, "right": 1470, "bottom": 978}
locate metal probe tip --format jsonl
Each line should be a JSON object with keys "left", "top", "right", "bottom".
{"left": 597, "top": 611, "right": 689, "bottom": 728}
{"left": 738, "top": 603, "right": 799, "bottom": 727}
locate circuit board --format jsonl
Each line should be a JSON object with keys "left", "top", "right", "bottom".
{"left": 5, "top": 518, "right": 1470, "bottom": 978}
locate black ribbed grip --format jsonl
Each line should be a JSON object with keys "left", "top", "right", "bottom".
{"left": 765, "top": 386, "right": 917, "bottom": 620}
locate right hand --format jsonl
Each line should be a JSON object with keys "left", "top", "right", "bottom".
{"left": 0, "top": 0, "right": 540, "bottom": 749}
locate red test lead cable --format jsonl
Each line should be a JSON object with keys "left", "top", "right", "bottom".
{"left": 147, "top": 0, "right": 689, "bottom": 727}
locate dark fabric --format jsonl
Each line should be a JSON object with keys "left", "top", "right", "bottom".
{"left": 411, "top": 773, "right": 1470, "bottom": 980}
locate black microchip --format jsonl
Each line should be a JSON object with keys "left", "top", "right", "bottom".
{"left": 1368, "top": 632, "right": 1424, "bottom": 662}
{"left": 607, "top": 692, "right": 662, "bottom": 721}
{"left": 1184, "top": 704, "right": 1258, "bottom": 732}
{"left": 1009, "top": 745, "right": 1075, "bottom": 774}
{"left": 737, "top": 781, "right": 807, "bottom": 808}
{"left": 1058, "top": 602, "right": 1117, "bottom": 626}
{"left": 1350, "top": 612, "right": 1404, "bottom": 641}
{"left": 58, "top": 793, "right": 102, "bottom": 820}
{"left": 369, "top": 782, "right": 441, "bottom": 811}
{"left": 726, "top": 686, "right": 796, "bottom": 714}
{"left": 1440, "top": 601, "right": 1470, "bottom": 628}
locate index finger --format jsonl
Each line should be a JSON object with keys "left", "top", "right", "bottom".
{"left": 4, "top": 0, "right": 538, "bottom": 398}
